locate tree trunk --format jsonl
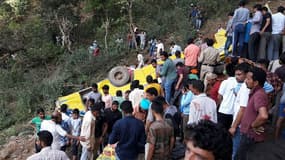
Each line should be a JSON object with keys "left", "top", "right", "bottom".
{"left": 104, "top": 16, "right": 110, "bottom": 54}
{"left": 127, "top": 0, "right": 138, "bottom": 50}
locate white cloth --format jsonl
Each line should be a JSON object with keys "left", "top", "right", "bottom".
{"left": 27, "top": 147, "right": 70, "bottom": 160}
{"left": 40, "top": 120, "right": 67, "bottom": 150}
{"left": 170, "top": 44, "right": 182, "bottom": 55}
{"left": 272, "top": 12, "right": 285, "bottom": 34}
{"left": 70, "top": 118, "right": 82, "bottom": 136}
{"left": 218, "top": 77, "right": 238, "bottom": 115}
{"left": 80, "top": 111, "right": 96, "bottom": 148}
{"left": 137, "top": 54, "right": 144, "bottom": 68}
{"left": 232, "top": 83, "right": 250, "bottom": 124}
{"left": 87, "top": 91, "right": 102, "bottom": 103}
{"left": 129, "top": 88, "right": 144, "bottom": 108}
{"left": 102, "top": 94, "right": 112, "bottom": 109}
{"left": 188, "top": 93, "right": 217, "bottom": 124}
{"left": 156, "top": 42, "right": 164, "bottom": 57}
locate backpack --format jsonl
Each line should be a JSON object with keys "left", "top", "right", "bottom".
{"left": 165, "top": 112, "right": 181, "bottom": 137}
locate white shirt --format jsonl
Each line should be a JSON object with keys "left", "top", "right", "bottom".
{"left": 129, "top": 88, "right": 144, "bottom": 108}
{"left": 102, "top": 94, "right": 112, "bottom": 109}
{"left": 87, "top": 91, "right": 102, "bottom": 103}
{"left": 156, "top": 42, "right": 164, "bottom": 53}
{"left": 218, "top": 77, "right": 238, "bottom": 115}
{"left": 272, "top": 12, "right": 285, "bottom": 34}
{"left": 232, "top": 83, "right": 250, "bottom": 124}
{"left": 170, "top": 44, "right": 182, "bottom": 55}
{"left": 70, "top": 118, "right": 82, "bottom": 136}
{"left": 27, "top": 147, "right": 70, "bottom": 160}
{"left": 40, "top": 120, "right": 67, "bottom": 150}
{"left": 188, "top": 93, "right": 217, "bottom": 124}
{"left": 80, "top": 111, "right": 96, "bottom": 148}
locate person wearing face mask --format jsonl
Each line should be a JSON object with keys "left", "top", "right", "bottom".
{"left": 40, "top": 111, "right": 85, "bottom": 151}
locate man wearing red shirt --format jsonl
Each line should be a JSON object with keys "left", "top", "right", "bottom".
{"left": 184, "top": 37, "right": 200, "bottom": 69}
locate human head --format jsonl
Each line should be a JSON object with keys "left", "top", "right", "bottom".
{"left": 262, "top": 7, "right": 268, "bottom": 15}
{"left": 37, "top": 108, "right": 45, "bottom": 119}
{"left": 102, "top": 85, "right": 109, "bottom": 94}
{"left": 145, "top": 87, "right": 158, "bottom": 102}
{"left": 153, "top": 96, "right": 168, "bottom": 109}
{"left": 184, "top": 120, "right": 232, "bottom": 160}
{"left": 116, "top": 90, "right": 123, "bottom": 97}
{"left": 124, "top": 90, "right": 131, "bottom": 100}
{"left": 245, "top": 67, "right": 267, "bottom": 89}
{"left": 72, "top": 108, "right": 80, "bottom": 119}
{"left": 146, "top": 75, "right": 153, "bottom": 84}
{"left": 206, "top": 73, "right": 217, "bottom": 86}
{"left": 51, "top": 111, "right": 62, "bottom": 124}
{"left": 151, "top": 59, "right": 157, "bottom": 68}
{"left": 170, "top": 41, "right": 175, "bottom": 47}
{"left": 37, "top": 131, "right": 53, "bottom": 147}
{"left": 277, "top": 6, "right": 285, "bottom": 13}
{"left": 88, "top": 98, "right": 95, "bottom": 106}
{"left": 253, "top": 4, "right": 262, "bottom": 12}
{"left": 91, "top": 83, "right": 98, "bottom": 92}
{"left": 235, "top": 62, "right": 250, "bottom": 83}
{"left": 225, "top": 63, "right": 235, "bottom": 77}
{"left": 279, "top": 52, "right": 285, "bottom": 65}
{"left": 187, "top": 37, "right": 194, "bottom": 45}
{"left": 90, "top": 103, "right": 101, "bottom": 117}
{"left": 256, "top": 59, "right": 270, "bottom": 72}
{"left": 239, "top": 0, "right": 246, "bottom": 7}
{"left": 176, "top": 62, "right": 185, "bottom": 69}
{"left": 120, "top": 100, "right": 133, "bottom": 114}
{"left": 228, "top": 11, "right": 234, "bottom": 18}
{"left": 150, "top": 100, "right": 164, "bottom": 117}
{"left": 60, "top": 104, "right": 68, "bottom": 113}
{"left": 206, "top": 39, "right": 214, "bottom": 47}
{"left": 160, "top": 51, "right": 169, "bottom": 61}
{"left": 189, "top": 80, "right": 204, "bottom": 95}
{"left": 111, "top": 101, "right": 119, "bottom": 111}
{"left": 175, "top": 51, "right": 181, "bottom": 58}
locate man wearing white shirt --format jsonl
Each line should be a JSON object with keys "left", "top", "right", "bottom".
{"left": 268, "top": 6, "right": 285, "bottom": 60}
{"left": 156, "top": 39, "right": 164, "bottom": 58}
{"left": 188, "top": 80, "right": 217, "bottom": 124}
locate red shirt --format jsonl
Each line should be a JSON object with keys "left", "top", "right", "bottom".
{"left": 210, "top": 80, "right": 222, "bottom": 104}
{"left": 240, "top": 86, "right": 268, "bottom": 142}
{"left": 184, "top": 44, "right": 200, "bottom": 67}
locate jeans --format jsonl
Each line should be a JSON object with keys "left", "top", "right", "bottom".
{"left": 224, "top": 36, "right": 233, "bottom": 56}
{"left": 232, "top": 127, "right": 241, "bottom": 160}
{"left": 80, "top": 146, "right": 93, "bottom": 160}
{"left": 237, "top": 134, "right": 255, "bottom": 160}
{"left": 258, "top": 32, "right": 271, "bottom": 60}
{"left": 267, "top": 34, "right": 282, "bottom": 61}
{"left": 248, "top": 32, "right": 260, "bottom": 61}
{"left": 233, "top": 24, "right": 245, "bottom": 57}
{"left": 164, "top": 78, "right": 175, "bottom": 104}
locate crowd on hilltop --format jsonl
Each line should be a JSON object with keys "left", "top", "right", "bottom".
{"left": 27, "top": 1, "right": 285, "bottom": 160}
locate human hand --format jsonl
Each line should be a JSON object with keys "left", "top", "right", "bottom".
{"left": 79, "top": 136, "right": 86, "bottom": 142}
{"left": 229, "top": 127, "right": 236, "bottom": 136}
{"left": 252, "top": 126, "right": 265, "bottom": 135}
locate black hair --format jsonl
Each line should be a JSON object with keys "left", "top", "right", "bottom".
{"left": 81, "top": 81, "right": 86, "bottom": 85}
{"left": 277, "top": 6, "right": 285, "bottom": 13}
{"left": 262, "top": 7, "right": 268, "bottom": 12}
{"left": 170, "top": 41, "right": 175, "bottom": 46}
{"left": 185, "top": 120, "right": 232, "bottom": 160}
{"left": 154, "top": 96, "right": 167, "bottom": 104}
{"left": 37, "top": 130, "right": 53, "bottom": 146}
{"left": 91, "top": 102, "right": 101, "bottom": 112}
{"left": 187, "top": 37, "right": 194, "bottom": 44}
{"left": 151, "top": 59, "right": 157, "bottom": 64}
{"left": 72, "top": 108, "right": 80, "bottom": 115}
{"left": 206, "top": 38, "right": 214, "bottom": 46}
{"left": 175, "top": 51, "right": 181, "bottom": 58}
{"left": 256, "top": 59, "right": 270, "bottom": 69}
{"left": 146, "top": 75, "right": 153, "bottom": 83}
{"left": 120, "top": 100, "right": 133, "bottom": 113}
{"left": 176, "top": 62, "right": 184, "bottom": 67}
{"left": 280, "top": 52, "right": 285, "bottom": 64}
{"left": 160, "top": 51, "right": 169, "bottom": 58}
{"left": 102, "top": 84, "right": 109, "bottom": 90}
{"left": 253, "top": 4, "right": 262, "bottom": 11}
{"left": 190, "top": 80, "right": 204, "bottom": 93}
{"left": 228, "top": 12, "right": 234, "bottom": 16}
{"left": 60, "top": 104, "right": 68, "bottom": 113}
{"left": 239, "top": 0, "right": 246, "bottom": 7}
{"left": 37, "top": 108, "right": 45, "bottom": 114}
{"left": 138, "top": 85, "right": 144, "bottom": 90}
{"left": 153, "top": 79, "right": 159, "bottom": 83}
{"left": 150, "top": 100, "right": 164, "bottom": 115}
{"left": 250, "top": 67, "right": 267, "bottom": 87}
{"left": 112, "top": 100, "right": 119, "bottom": 105}
{"left": 225, "top": 63, "right": 235, "bottom": 77}
{"left": 146, "top": 87, "right": 158, "bottom": 96}
{"left": 235, "top": 62, "right": 250, "bottom": 73}
{"left": 116, "top": 90, "right": 123, "bottom": 97}
{"left": 89, "top": 98, "right": 95, "bottom": 104}
{"left": 91, "top": 83, "right": 98, "bottom": 88}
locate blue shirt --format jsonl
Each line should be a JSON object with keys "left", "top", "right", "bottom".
{"left": 244, "top": 22, "right": 252, "bottom": 43}
{"left": 109, "top": 116, "right": 146, "bottom": 160}
{"left": 180, "top": 91, "right": 193, "bottom": 115}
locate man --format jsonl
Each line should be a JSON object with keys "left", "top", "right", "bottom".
{"left": 156, "top": 39, "right": 164, "bottom": 58}
{"left": 59, "top": 104, "right": 71, "bottom": 151}
{"left": 184, "top": 120, "right": 232, "bottom": 160}
{"left": 170, "top": 42, "right": 182, "bottom": 56}
{"left": 188, "top": 80, "right": 217, "bottom": 124}
{"left": 151, "top": 59, "right": 162, "bottom": 83}
{"left": 40, "top": 111, "right": 85, "bottom": 151}
{"left": 184, "top": 37, "right": 200, "bottom": 69}
{"left": 80, "top": 104, "right": 101, "bottom": 160}
{"left": 224, "top": 12, "right": 234, "bottom": 56}
{"left": 218, "top": 63, "right": 246, "bottom": 130}
{"left": 129, "top": 80, "right": 144, "bottom": 112}
{"left": 173, "top": 51, "right": 184, "bottom": 65}
{"left": 86, "top": 83, "right": 102, "bottom": 106}
{"left": 109, "top": 101, "right": 146, "bottom": 160}
{"left": 137, "top": 51, "right": 144, "bottom": 68}
{"left": 248, "top": 4, "right": 262, "bottom": 61}
{"left": 145, "top": 87, "right": 159, "bottom": 132}
{"left": 144, "top": 75, "right": 164, "bottom": 96}
{"left": 159, "top": 51, "right": 177, "bottom": 104}
{"left": 198, "top": 38, "right": 220, "bottom": 80}
{"left": 259, "top": 7, "right": 272, "bottom": 60}
{"left": 268, "top": 6, "right": 285, "bottom": 61}
{"left": 237, "top": 67, "right": 269, "bottom": 160}
{"left": 102, "top": 85, "right": 112, "bottom": 109}
{"left": 27, "top": 131, "right": 70, "bottom": 160}
{"left": 173, "top": 62, "right": 189, "bottom": 104}
{"left": 232, "top": 1, "right": 250, "bottom": 57}
{"left": 112, "top": 90, "right": 125, "bottom": 106}
{"left": 146, "top": 100, "right": 175, "bottom": 160}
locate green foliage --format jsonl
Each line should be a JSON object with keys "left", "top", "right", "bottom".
{"left": 5, "top": 0, "right": 29, "bottom": 16}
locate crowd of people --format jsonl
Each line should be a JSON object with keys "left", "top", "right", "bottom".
{"left": 27, "top": 1, "right": 285, "bottom": 160}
